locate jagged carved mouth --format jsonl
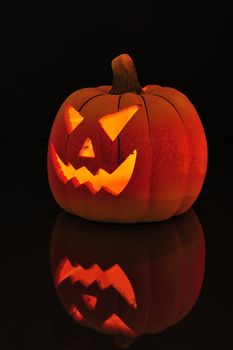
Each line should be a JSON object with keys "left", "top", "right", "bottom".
{"left": 51, "top": 142, "right": 137, "bottom": 195}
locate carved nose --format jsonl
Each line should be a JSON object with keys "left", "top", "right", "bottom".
{"left": 78, "top": 137, "right": 95, "bottom": 158}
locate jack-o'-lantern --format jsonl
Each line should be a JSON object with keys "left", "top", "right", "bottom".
{"left": 50, "top": 209, "right": 205, "bottom": 347}
{"left": 47, "top": 53, "right": 208, "bottom": 222}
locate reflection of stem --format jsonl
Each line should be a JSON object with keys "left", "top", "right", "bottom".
{"left": 114, "top": 334, "right": 135, "bottom": 349}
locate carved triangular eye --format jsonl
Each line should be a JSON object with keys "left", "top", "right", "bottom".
{"left": 64, "top": 104, "right": 84, "bottom": 134}
{"left": 98, "top": 105, "right": 140, "bottom": 141}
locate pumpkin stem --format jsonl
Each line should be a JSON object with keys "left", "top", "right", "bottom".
{"left": 109, "top": 54, "right": 142, "bottom": 95}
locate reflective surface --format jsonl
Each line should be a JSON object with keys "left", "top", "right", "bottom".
{"left": 0, "top": 142, "right": 232, "bottom": 349}
{"left": 51, "top": 209, "right": 205, "bottom": 347}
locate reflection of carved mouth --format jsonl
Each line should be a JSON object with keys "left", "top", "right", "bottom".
{"left": 55, "top": 258, "right": 137, "bottom": 309}
{"left": 56, "top": 258, "right": 137, "bottom": 336}
{"left": 70, "top": 305, "right": 136, "bottom": 336}
{"left": 51, "top": 143, "right": 137, "bottom": 195}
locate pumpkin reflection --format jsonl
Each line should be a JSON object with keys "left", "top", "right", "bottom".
{"left": 50, "top": 209, "right": 205, "bottom": 345}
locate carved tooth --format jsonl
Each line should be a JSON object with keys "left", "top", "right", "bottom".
{"left": 104, "top": 150, "right": 137, "bottom": 195}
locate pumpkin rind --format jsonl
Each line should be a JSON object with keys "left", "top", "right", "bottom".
{"left": 47, "top": 55, "right": 207, "bottom": 222}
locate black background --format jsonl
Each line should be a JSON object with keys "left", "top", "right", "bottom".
{"left": 0, "top": 1, "right": 232, "bottom": 349}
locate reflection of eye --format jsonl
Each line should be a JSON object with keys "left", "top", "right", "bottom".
{"left": 64, "top": 104, "right": 84, "bottom": 134}
{"left": 81, "top": 294, "right": 97, "bottom": 311}
{"left": 98, "top": 105, "right": 140, "bottom": 141}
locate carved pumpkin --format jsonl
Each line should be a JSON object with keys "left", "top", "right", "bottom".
{"left": 50, "top": 209, "right": 205, "bottom": 346}
{"left": 47, "top": 53, "right": 208, "bottom": 222}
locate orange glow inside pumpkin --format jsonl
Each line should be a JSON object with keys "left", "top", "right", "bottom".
{"left": 98, "top": 105, "right": 140, "bottom": 141}
{"left": 56, "top": 258, "right": 137, "bottom": 309}
{"left": 64, "top": 104, "right": 84, "bottom": 134}
{"left": 51, "top": 143, "right": 137, "bottom": 195}
{"left": 78, "top": 137, "right": 95, "bottom": 158}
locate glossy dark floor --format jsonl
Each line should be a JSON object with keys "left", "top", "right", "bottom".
{"left": 0, "top": 142, "right": 232, "bottom": 349}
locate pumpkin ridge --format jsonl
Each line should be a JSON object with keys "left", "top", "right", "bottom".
{"left": 148, "top": 93, "right": 186, "bottom": 128}
{"left": 148, "top": 92, "right": 191, "bottom": 216}
{"left": 115, "top": 94, "right": 122, "bottom": 223}
{"left": 79, "top": 93, "right": 105, "bottom": 112}
{"left": 117, "top": 95, "right": 122, "bottom": 166}
{"left": 140, "top": 95, "right": 152, "bottom": 143}
{"left": 140, "top": 94, "right": 154, "bottom": 221}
